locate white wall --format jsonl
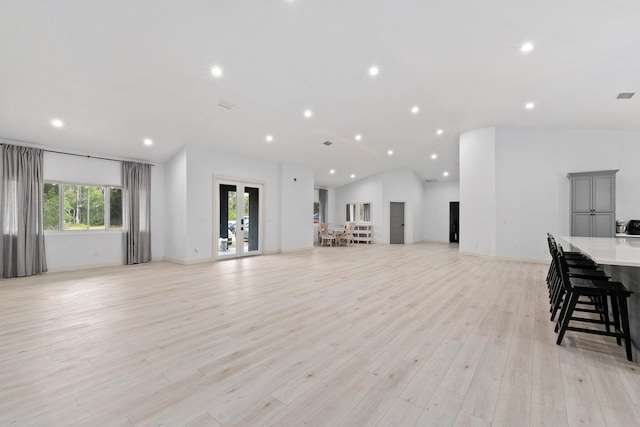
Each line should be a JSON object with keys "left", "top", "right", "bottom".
{"left": 424, "top": 181, "right": 460, "bottom": 243}
{"left": 163, "top": 148, "right": 188, "bottom": 262}
{"left": 183, "top": 146, "right": 283, "bottom": 262}
{"left": 381, "top": 169, "right": 425, "bottom": 244}
{"left": 494, "top": 127, "right": 640, "bottom": 261}
{"left": 334, "top": 173, "right": 384, "bottom": 242}
{"left": 334, "top": 169, "right": 425, "bottom": 244}
{"left": 459, "top": 128, "right": 497, "bottom": 255}
{"left": 281, "top": 164, "right": 314, "bottom": 251}
{"left": 43, "top": 151, "right": 165, "bottom": 270}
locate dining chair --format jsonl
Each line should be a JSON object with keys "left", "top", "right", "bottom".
{"left": 320, "top": 222, "right": 336, "bottom": 247}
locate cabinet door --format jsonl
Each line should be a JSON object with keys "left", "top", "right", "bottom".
{"left": 593, "top": 175, "right": 615, "bottom": 212}
{"left": 592, "top": 213, "right": 614, "bottom": 237}
{"left": 572, "top": 176, "right": 592, "bottom": 212}
{"left": 572, "top": 213, "right": 593, "bottom": 237}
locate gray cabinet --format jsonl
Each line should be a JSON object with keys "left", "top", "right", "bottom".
{"left": 568, "top": 170, "right": 618, "bottom": 237}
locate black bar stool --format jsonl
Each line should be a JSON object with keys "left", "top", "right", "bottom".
{"left": 554, "top": 246, "right": 633, "bottom": 361}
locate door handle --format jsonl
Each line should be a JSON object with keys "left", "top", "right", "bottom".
{"left": 401, "top": 224, "right": 404, "bottom": 226}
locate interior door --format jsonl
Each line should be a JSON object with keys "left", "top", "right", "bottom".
{"left": 390, "top": 202, "right": 405, "bottom": 244}
{"left": 216, "top": 180, "right": 262, "bottom": 258}
{"left": 449, "top": 201, "right": 459, "bottom": 243}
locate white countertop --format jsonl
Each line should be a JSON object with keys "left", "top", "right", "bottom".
{"left": 560, "top": 236, "right": 640, "bottom": 267}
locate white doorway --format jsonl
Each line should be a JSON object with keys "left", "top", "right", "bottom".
{"left": 214, "top": 178, "right": 263, "bottom": 259}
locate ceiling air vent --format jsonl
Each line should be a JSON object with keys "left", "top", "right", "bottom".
{"left": 617, "top": 92, "right": 635, "bottom": 99}
{"left": 217, "top": 99, "right": 235, "bottom": 109}
{"left": 424, "top": 179, "right": 439, "bottom": 183}
{"left": 323, "top": 141, "right": 333, "bottom": 146}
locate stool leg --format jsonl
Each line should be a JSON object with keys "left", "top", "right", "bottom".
{"left": 557, "top": 292, "right": 579, "bottom": 344}
{"left": 618, "top": 296, "right": 633, "bottom": 362}
{"left": 600, "top": 296, "right": 611, "bottom": 334}
{"left": 550, "top": 287, "right": 564, "bottom": 321}
{"left": 611, "top": 296, "right": 621, "bottom": 346}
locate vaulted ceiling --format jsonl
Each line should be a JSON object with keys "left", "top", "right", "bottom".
{"left": 1, "top": 1, "right": 639, "bottom": 187}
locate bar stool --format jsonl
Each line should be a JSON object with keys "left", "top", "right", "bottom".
{"left": 554, "top": 246, "right": 633, "bottom": 361}
{"left": 546, "top": 235, "right": 607, "bottom": 319}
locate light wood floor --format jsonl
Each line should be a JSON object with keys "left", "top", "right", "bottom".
{"left": 1, "top": 243, "right": 639, "bottom": 426}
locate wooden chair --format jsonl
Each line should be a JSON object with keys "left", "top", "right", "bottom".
{"left": 338, "top": 222, "right": 356, "bottom": 247}
{"left": 319, "top": 223, "right": 336, "bottom": 247}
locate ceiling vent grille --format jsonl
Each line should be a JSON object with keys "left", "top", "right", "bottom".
{"left": 217, "top": 99, "right": 235, "bottom": 109}
{"left": 617, "top": 92, "right": 635, "bottom": 99}
{"left": 323, "top": 141, "right": 333, "bottom": 146}
{"left": 424, "top": 179, "right": 439, "bottom": 183}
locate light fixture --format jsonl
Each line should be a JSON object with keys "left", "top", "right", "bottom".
{"left": 143, "top": 138, "right": 153, "bottom": 146}
{"left": 330, "top": 169, "right": 335, "bottom": 174}
{"left": 411, "top": 106, "right": 420, "bottom": 114}
{"left": 387, "top": 150, "right": 393, "bottom": 156}
{"left": 443, "top": 171, "right": 449, "bottom": 177}
{"left": 265, "top": 135, "right": 274, "bottom": 142}
{"left": 525, "top": 102, "right": 535, "bottom": 109}
{"left": 304, "top": 109, "right": 313, "bottom": 118}
{"left": 355, "top": 134, "right": 362, "bottom": 141}
{"left": 431, "top": 154, "right": 437, "bottom": 159}
{"left": 520, "top": 42, "right": 534, "bottom": 53}
{"left": 350, "top": 174, "right": 356, "bottom": 179}
{"left": 436, "top": 129, "right": 443, "bottom": 135}
{"left": 51, "top": 119, "right": 64, "bottom": 128}
{"left": 211, "top": 66, "right": 223, "bottom": 77}
{"left": 369, "top": 66, "right": 379, "bottom": 77}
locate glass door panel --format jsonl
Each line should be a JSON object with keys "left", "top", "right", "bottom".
{"left": 217, "top": 181, "right": 262, "bottom": 259}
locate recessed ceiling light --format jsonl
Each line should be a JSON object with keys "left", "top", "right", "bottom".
{"left": 431, "top": 154, "right": 437, "bottom": 159}
{"left": 355, "top": 134, "right": 362, "bottom": 141}
{"left": 369, "top": 66, "right": 379, "bottom": 77}
{"left": 211, "top": 66, "right": 223, "bottom": 77}
{"left": 304, "top": 109, "right": 313, "bottom": 118}
{"left": 143, "top": 138, "right": 153, "bottom": 146}
{"left": 51, "top": 119, "right": 64, "bottom": 128}
{"left": 387, "top": 150, "right": 393, "bottom": 156}
{"left": 443, "top": 171, "right": 449, "bottom": 177}
{"left": 350, "top": 174, "right": 356, "bottom": 179}
{"left": 265, "top": 135, "right": 274, "bottom": 142}
{"left": 520, "top": 42, "right": 534, "bottom": 53}
{"left": 330, "top": 169, "right": 335, "bottom": 174}
{"left": 436, "top": 129, "right": 444, "bottom": 135}
{"left": 525, "top": 102, "right": 535, "bottom": 109}
{"left": 411, "top": 106, "right": 420, "bottom": 114}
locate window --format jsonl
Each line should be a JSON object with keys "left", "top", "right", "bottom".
{"left": 346, "top": 202, "right": 371, "bottom": 222}
{"left": 43, "top": 182, "right": 122, "bottom": 231}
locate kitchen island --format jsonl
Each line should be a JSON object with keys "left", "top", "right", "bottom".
{"left": 561, "top": 236, "right": 640, "bottom": 361}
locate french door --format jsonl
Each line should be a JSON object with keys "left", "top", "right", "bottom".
{"left": 215, "top": 178, "right": 263, "bottom": 259}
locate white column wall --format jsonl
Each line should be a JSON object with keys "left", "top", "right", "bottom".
{"left": 459, "top": 127, "right": 496, "bottom": 255}
{"left": 163, "top": 148, "right": 188, "bottom": 262}
{"left": 280, "top": 164, "right": 314, "bottom": 252}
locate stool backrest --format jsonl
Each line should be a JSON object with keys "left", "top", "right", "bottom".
{"left": 554, "top": 245, "right": 573, "bottom": 292}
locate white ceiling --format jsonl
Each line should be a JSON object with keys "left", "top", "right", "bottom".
{"left": 1, "top": 1, "right": 639, "bottom": 187}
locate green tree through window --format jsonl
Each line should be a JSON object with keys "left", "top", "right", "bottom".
{"left": 44, "top": 182, "right": 122, "bottom": 231}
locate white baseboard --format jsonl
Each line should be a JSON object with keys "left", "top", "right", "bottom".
{"left": 459, "top": 250, "right": 548, "bottom": 265}
{"left": 47, "top": 257, "right": 167, "bottom": 273}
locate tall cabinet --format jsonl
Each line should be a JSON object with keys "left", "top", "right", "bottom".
{"left": 568, "top": 170, "right": 618, "bottom": 237}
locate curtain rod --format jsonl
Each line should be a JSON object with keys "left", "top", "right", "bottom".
{"left": 0, "top": 143, "right": 155, "bottom": 166}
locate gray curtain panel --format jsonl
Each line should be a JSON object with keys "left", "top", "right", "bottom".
{"left": 122, "top": 161, "right": 151, "bottom": 264}
{"left": 0, "top": 144, "right": 47, "bottom": 277}
{"left": 319, "top": 188, "right": 328, "bottom": 223}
